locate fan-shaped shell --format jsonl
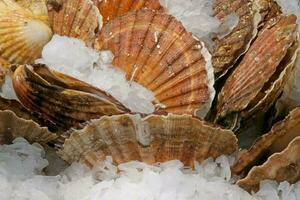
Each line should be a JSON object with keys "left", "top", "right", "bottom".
{"left": 216, "top": 15, "right": 299, "bottom": 128}
{"left": 0, "top": 0, "right": 52, "bottom": 64}
{"left": 58, "top": 114, "right": 238, "bottom": 168}
{"left": 0, "top": 58, "right": 10, "bottom": 86}
{"left": 13, "top": 0, "right": 49, "bottom": 23}
{"left": 12, "top": 64, "right": 127, "bottom": 129}
{"left": 237, "top": 136, "right": 300, "bottom": 192}
{"left": 94, "top": 10, "right": 215, "bottom": 118}
{"left": 233, "top": 107, "right": 300, "bottom": 175}
{"left": 94, "top": 0, "right": 163, "bottom": 24}
{"left": 211, "top": 0, "right": 261, "bottom": 77}
{"left": 47, "top": 0, "right": 101, "bottom": 46}
{"left": 0, "top": 110, "right": 57, "bottom": 144}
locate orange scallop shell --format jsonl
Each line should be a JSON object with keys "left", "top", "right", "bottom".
{"left": 216, "top": 15, "right": 299, "bottom": 127}
{"left": 58, "top": 114, "right": 238, "bottom": 168}
{"left": 94, "top": 0, "right": 163, "bottom": 24}
{"left": 94, "top": 10, "right": 215, "bottom": 118}
{"left": 47, "top": 0, "right": 101, "bottom": 45}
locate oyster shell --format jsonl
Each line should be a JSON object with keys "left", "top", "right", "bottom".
{"left": 94, "top": 10, "right": 215, "bottom": 118}
{"left": 94, "top": 0, "right": 163, "bottom": 24}
{"left": 12, "top": 64, "right": 127, "bottom": 129}
{"left": 233, "top": 107, "right": 300, "bottom": 175}
{"left": 58, "top": 114, "right": 238, "bottom": 168}
{"left": 0, "top": 110, "right": 57, "bottom": 144}
{"left": 0, "top": 0, "right": 52, "bottom": 64}
{"left": 47, "top": 0, "right": 101, "bottom": 46}
{"left": 237, "top": 136, "right": 300, "bottom": 192}
{"left": 216, "top": 15, "right": 299, "bottom": 129}
{"left": 211, "top": 0, "right": 261, "bottom": 77}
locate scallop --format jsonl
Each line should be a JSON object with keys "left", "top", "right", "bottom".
{"left": 211, "top": 0, "right": 261, "bottom": 77}
{"left": 0, "top": 110, "right": 57, "bottom": 144}
{"left": 57, "top": 114, "right": 238, "bottom": 168}
{"left": 0, "top": 58, "right": 10, "bottom": 87}
{"left": 233, "top": 107, "right": 300, "bottom": 191}
{"left": 12, "top": 64, "right": 127, "bottom": 129}
{"left": 216, "top": 15, "right": 299, "bottom": 129}
{"left": 0, "top": 0, "right": 52, "bottom": 64}
{"left": 47, "top": 0, "right": 102, "bottom": 46}
{"left": 94, "top": 0, "right": 163, "bottom": 24}
{"left": 94, "top": 10, "right": 215, "bottom": 118}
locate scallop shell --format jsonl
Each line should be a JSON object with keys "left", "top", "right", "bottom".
{"left": 237, "top": 136, "right": 300, "bottom": 192}
{"left": 0, "top": 110, "right": 57, "bottom": 144}
{"left": 47, "top": 0, "right": 101, "bottom": 46}
{"left": 94, "top": 0, "right": 163, "bottom": 24}
{"left": 0, "top": 0, "right": 52, "bottom": 64}
{"left": 94, "top": 10, "right": 215, "bottom": 118}
{"left": 211, "top": 0, "right": 261, "bottom": 77}
{"left": 0, "top": 58, "right": 10, "bottom": 87}
{"left": 13, "top": 0, "right": 49, "bottom": 23}
{"left": 58, "top": 114, "right": 238, "bottom": 168}
{"left": 232, "top": 107, "right": 300, "bottom": 175}
{"left": 216, "top": 15, "right": 299, "bottom": 128}
{"left": 12, "top": 64, "right": 127, "bottom": 129}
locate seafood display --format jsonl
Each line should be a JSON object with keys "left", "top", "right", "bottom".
{"left": 0, "top": 0, "right": 300, "bottom": 196}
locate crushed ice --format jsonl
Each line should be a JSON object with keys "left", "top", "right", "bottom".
{"left": 36, "top": 35, "right": 155, "bottom": 114}
{"left": 1, "top": 138, "right": 300, "bottom": 200}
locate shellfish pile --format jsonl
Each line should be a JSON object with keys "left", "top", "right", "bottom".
{"left": 0, "top": 0, "right": 300, "bottom": 196}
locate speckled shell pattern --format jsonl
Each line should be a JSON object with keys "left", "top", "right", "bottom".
{"left": 12, "top": 64, "right": 127, "bottom": 129}
{"left": 211, "top": 0, "right": 260, "bottom": 77}
{"left": 95, "top": 10, "right": 215, "bottom": 118}
{"left": 58, "top": 114, "right": 238, "bottom": 168}
{"left": 0, "top": 110, "right": 57, "bottom": 144}
{"left": 216, "top": 15, "right": 299, "bottom": 126}
{"left": 94, "top": 0, "right": 163, "bottom": 24}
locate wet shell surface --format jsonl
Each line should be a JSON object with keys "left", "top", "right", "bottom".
{"left": 95, "top": 10, "right": 215, "bottom": 118}
{"left": 0, "top": 110, "right": 57, "bottom": 144}
{"left": 216, "top": 15, "right": 299, "bottom": 128}
{"left": 47, "top": 0, "right": 102, "bottom": 46}
{"left": 12, "top": 64, "right": 127, "bottom": 129}
{"left": 58, "top": 114, "right": 238, "bottom": 168}
{"left": 0, "top": 0, "right": 52, "bottom": 64}
{"left": 0, "top": 57, "right": 10, "bottom": 86}
{"left": 211, "top": 0, "right": 261, "bottom": 77}
{"left": 94, "top": 0, "right": 163, "bottom": 24}
{"left": 237, "top": 136, "right": 300, "bottom": 192}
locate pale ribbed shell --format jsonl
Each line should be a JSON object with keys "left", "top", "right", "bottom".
{"left": 0, "top": 0, "right": 52, "bottom": 64}
{"left": 94, "top": 0, "right": 163, "bottom": 24}
{"left": 0, "top": 57, "right": 10, "bottom": 87}
{"left": 14, "top": 0, "right": 49, "bottom": 23}
{"left": 216, "top": 15, "right": 299, "bottom": 128}
{"left": 95, "top": 10, "right": 215, "bottom": 118}
{"left": 47, "top": 0, "right": 101, "bottom": 46}
{"left": 12, "top": 64, "right": 127, "bottom": 129}
{"left": 0, "top": 110, "right": 57, "bottom": 144}
{"left": 237, "top": 136, "right": 300, "bottom": 192}
{"left": 58, "top": 114, "right": 238, "bottom": 168}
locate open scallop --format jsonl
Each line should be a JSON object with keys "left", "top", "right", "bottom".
{"left": 57, "top": 114, "right": 238, "bottom": 168}
{"left": 0, "top": 110, "right": 57, "bottom": 144}
{"left": 12, "top": 64, "right": 127, "bottom": 129}
{"left": 232, "top": 107, "right": 300, "bottom": 191}
{"left": 216, "top": 15, "right": 299, "bottom": 129}
{"left": 0, "top": 0, "right": 52, "bottom": 64}
{"left": 94, "top": 10, "right": 215, "bottom": 118}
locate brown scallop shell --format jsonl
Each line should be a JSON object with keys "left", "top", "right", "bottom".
{"left": 237, "top": 136, "right": 300, "bottom": 192}
{"left": 58, "top": 114, "right": 238, "bottom": 168}
{"left": 94, "top": 0, "right": 163, "bottom": 24}
{"left": 233, "top": 107, "right": 300, "bottom": 174}
{"left": 216, "top": 15, "right": 299, "bottom": 128}
{"left": 211, "top": 0, "right": 261, "bottom": 77}
{"left": 0, "top": 110, "right": 57, "bottom": 144}
{"left": 0, "top": 58, "right": 10, "bottom": 87}
{"left": 0, "top": 0, "right": 52, "bottom": 64}
{"left": 94, "top": 10, "right": 215, "bottom": 118}
{"left": 47, "top": 0, "right": 101, "bottom": 45}
{"left": 12, "top": 64, "right": 127, "bottom": 129}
